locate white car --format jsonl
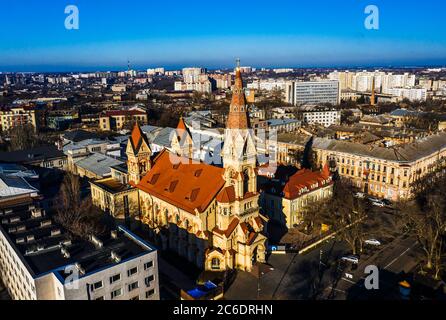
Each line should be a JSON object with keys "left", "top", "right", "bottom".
{"left": 341, "top": 255, "right": 359, "bottom": 264}
{"left": 354, "top": 192, "right": 365, "bottom": 199}
{"left": 370, "top": 199, "right": 385, "bottom": 207}
{"left": 365, "top": 239, "right": 381, "bottom": 246}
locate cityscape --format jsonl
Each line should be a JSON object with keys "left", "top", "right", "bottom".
{"left": 1, "top": 0, "right": 446, "bottom": 310}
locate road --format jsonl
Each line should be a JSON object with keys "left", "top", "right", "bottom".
{"left": 321, "top": 233, "right": 420, "bottom": 300}
{"left": 225, "top": 206, "right": 422, "bottom": 300}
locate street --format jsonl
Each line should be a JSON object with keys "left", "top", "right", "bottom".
{"left": 225, "top": 206, "right": 423, "bottom": 300}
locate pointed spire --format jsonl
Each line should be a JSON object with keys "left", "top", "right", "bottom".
{"left": 227, "top": 59, "right": 249, "bottom": 129}
{"left": 129, "top": 122, "right": 150, "bottom": 153}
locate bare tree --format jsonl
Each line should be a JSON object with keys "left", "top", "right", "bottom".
{"left": 7, "top": 124, "right": 38, "bottom": 151}
{"left": 55, "top": 173, "right": 104, "bottom": 239}
{"left": 400, "top": 195, "right": 446, "bottom": 279}
{"left": 313, "top": 178, "right": 369, "bottom": 255}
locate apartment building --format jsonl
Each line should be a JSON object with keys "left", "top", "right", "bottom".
{"left": 294, "top": 81, "right": 340, "bottom": 106}
{"left": 300, "top": 108, "right": 341, "bottom": 127}
{"left": 0, "top": 106, "right": 42, "bottom": 132}
{"left": 0, "top": 200, "right": 159, "bottom": 300}
{"left": 99, "top": 109, "right": 148, "bottom": 131}
{"left": 259, "top": 165, "right": 333, "bottom": 228}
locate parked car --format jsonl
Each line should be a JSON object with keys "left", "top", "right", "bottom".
{"left": 382, "top": 199, "right": 392, "bottom": 206}
{"left": 341, "top": 255, "right": 360, "bottom": 264}
{"left": 354, "top": 192, "right": 365, "bottom": 199}
{"left": 365, "top": 239, "right": 382, "bottom": 246}
{"left": 370, "top": 199, "right": 386, "bottom": 207}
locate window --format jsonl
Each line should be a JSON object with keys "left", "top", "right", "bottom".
{"left": 211, "top": 258, "right": 220, "bottom": 270}
{"left": 110, "top": 273, "right": 121, "bottom": 284}
{"left": 145, "top": 275, "right": 154, "bottom": 287}
{"left": 128, "top": 281, "right": 139, "bottom": 292}
{"left": 146, "top": 289, "right": 155, "bottom": 298}
{"left": 127, "top": 267, "right": 138, "bottom": 277}
{"left": 95, "top": 296, "right": 104, "bottom": 300}
{"left": 144, "top": 261, "right": 153, "bottom": 270}
{"left": 110, "top": 288, "right": 122, "bottom": 299}
{"left": 92, "top": 281, "right": 103, "bottom": 291}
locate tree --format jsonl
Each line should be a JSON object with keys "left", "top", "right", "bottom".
{"left": 7, "top": 124, "right": 38, "bottom": 151}
{"left": 55, "top": 173, "right": 104, "bottom": 240}
{"left": 312, "top": 178, "right": 369, "bottom": 255}
{"left": 400, "top": 166, "right": 446, "bottom": 280}
{"left": 400, "top": 196, "right": 446, "bottom": 279}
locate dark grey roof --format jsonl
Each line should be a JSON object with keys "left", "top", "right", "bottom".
{"left": 62, "top": 130, "right": 99, "bottom": 142}
{"left": 0, "top": 204, "right": 156, "bottom": 278}
{"left": 0, "top": 146, "right": 66, "bottom": 164}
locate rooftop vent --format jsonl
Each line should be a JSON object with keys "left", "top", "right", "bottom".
{"left": 40, "top": 220, "right": 52, "bottom": 227}
{"left": 61, "top": 246, "right": 70, "bottom": 258}
{"left": 111, "top": 250, "right": 121, "bottom": 263}
{"left": 75, "top": 263, "right": 85, "bottom": 275}
{"left": 51, "top": 229, "right": 61, "bottom": 237}
{"left": 10, "top": 217, "right": 20, "bottom": 223}
{"left": 90, "top": 235, "right": 103, "bottom": 248}
{"left": 31, "top": 208, "right": 43, "bottom": 218}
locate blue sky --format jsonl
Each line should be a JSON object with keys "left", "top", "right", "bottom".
{"left": 0, "top": 0, "right": 445, "bottom": 71}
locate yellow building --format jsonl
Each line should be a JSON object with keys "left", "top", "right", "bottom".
{"left": 99, "top": 109, "right": 148, "bottom": 131}
{"left": 91, "top": 65, "right": 268, "bottom": 272}
{"left": 312, "top": 133, "right": 446, "bottom": 200}
{"left": 0, "top": 106, "right": 40, "bottom": 132}
{"left": 259, "top": 165, "right": 333, "bottom": 229}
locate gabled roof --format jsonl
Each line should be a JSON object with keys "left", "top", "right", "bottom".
{"left": 129, "top": 123, "right": 151, "bottom": 154}
{"left": 137, "top": 149, "right": 226, "bottom": 214}
{"left": 216, "top": 185, "right": 236, "bottom": 203}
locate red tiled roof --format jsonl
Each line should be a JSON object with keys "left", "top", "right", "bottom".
{"left": 282, "top": 168, "right": 332, "bottom": 200}
{"left": 137, "top": 149, "right": 226, "bottom": 214}
{"left": 216, "top": 185, "right": 236, "bottom": 203}
{"left": 129, "top": 123, "right": 150, "bottom": 154}
{"left": 213, "top": 217, "right": 240, "bottom": 238}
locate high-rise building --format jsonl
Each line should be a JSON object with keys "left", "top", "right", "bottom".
{"left": 294, "top": 81, "right": 340, "bottom": 106}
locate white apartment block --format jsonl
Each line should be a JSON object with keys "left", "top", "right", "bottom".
{"left": 182, "top": 67, "right": 206, "bottom": 83}
{"left": 0, "top": 203, "right": 159, "bottom": 300}
{"left": 329, "top": 70, "right": 416, "bottom": 93}
{"left": 300, "top": 108, "right": 341, "bottom": 127}
{"left": 294, "top": 81, "right": 340, "bottom": 106}
{"left": 385, "top": 87, "right": 427, "bottom": 102}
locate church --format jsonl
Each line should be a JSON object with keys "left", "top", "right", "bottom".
{"left": 91, "top": 64, "right": 268, "bottom": 272}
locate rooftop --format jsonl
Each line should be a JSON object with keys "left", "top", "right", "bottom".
{"left": 0, "top": 146, "right": 66, "bottom": 164}
{"left": 313, "top": 132, "right": 446, "bottom": 163}
{"left": 75, "top": 153, "right": 124, "bottom": 178}
{"left": 0, "top": 203, "right": 155, "bottom": 279}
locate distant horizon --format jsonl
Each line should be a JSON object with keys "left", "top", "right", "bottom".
{"left": 1, "top": 62, "right": 445, "bottom": 74}
{"left": 1, "top": 0, "right": 446, "bottom": 73}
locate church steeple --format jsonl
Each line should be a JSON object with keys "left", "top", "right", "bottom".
{"left": 126, "top": 122, "right": 152, "bottom": 185}
{"left": 227, "top": 60, "right": 249, "bottom": 129}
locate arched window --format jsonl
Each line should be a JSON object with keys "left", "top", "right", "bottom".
{"left": 211, "top": 258, "right": 220, "bottom": 270}
{"left": 243, "top": 169, "right": 250, "bottom": 195}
